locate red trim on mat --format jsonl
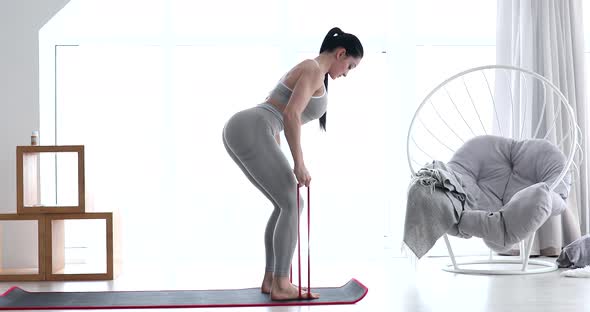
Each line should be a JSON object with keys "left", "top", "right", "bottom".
{"left": 0, "top": 287, "right": 20, "bottom": 297}
{"left": 350, "top": 278, "right": 369, "bottom": 297}
{"left": 0, "top": 279, "right": 368, "bottom": 310}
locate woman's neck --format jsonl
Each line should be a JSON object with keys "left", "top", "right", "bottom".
{"left": 314, "top": 54, "right": 333, "bottom": 75}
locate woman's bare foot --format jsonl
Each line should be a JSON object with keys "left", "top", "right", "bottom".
{"left": 270, "top": 276, "right": 319, "bottom": 301}
{"left": 261, "top": 272, "right": 308, "bottom": 295}
{"left": 261, "top": 272, "right": 273, "bottom": 294}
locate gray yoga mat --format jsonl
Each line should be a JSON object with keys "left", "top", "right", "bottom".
{"left": 0, "top": 278, "right": 367, "bottom": 310}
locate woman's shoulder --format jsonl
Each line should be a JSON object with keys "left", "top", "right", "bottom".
{"left": 282, "top": 59, "right": 323, "bottom": 86}
{"left": 296, "top": 59, "right": 321, "bottom": 74}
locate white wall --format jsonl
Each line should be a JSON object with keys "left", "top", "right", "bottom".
{"left": 0, "top": 0, "right": 70, "bottom": 269}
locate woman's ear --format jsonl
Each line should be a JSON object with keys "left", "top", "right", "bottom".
{"left": 336, "top": 48, "right": 347, "bottom": 60}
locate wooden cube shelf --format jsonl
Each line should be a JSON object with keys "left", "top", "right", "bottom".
{"left": 16, "top": 145, "right": 85, "bottom": 214}
{"left": 0, "top": 214, "right": 46, "bottom": 281}
{"left": 9, "top": 144, "right": 120, "bottom": 282}
{"left": 45, "top": 212, "right": 117, "bottom": 281}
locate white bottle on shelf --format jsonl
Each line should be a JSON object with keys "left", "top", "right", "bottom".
{"left": 31, "top": 130, "right": 39, "bottom": 145}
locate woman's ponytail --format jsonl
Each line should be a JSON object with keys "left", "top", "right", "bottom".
{"left": 317, "top": 27, "right": 363, "bottom": 131}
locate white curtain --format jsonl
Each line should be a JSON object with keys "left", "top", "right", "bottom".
{"left": 496, "top": 0, "right": 588, "bottom": 255}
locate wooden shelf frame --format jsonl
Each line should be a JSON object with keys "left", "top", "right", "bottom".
{"left": 0, "top": 214, "right": 46, "bottom": 281}
{"left": 16, "top": 145, "right": 85, "bottom": 214}
{"left": 44, "top": 212, "right": 115, "bottom": 281}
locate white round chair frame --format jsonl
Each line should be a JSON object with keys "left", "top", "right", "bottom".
{"left": 407, "top": 64, "right": 580, "bottom": 275}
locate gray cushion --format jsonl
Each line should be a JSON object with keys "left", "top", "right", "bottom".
{"left": 458, "top": 182, "right": 552, "bottom": 252}
{"left": 447, "top": 135, "right": 569, "bottom": 214}
{"left": 497, "top": 182, "right": 552, "bottom": 248}
{"left": 448, "top": 135, "right": 570, "bottom": 251}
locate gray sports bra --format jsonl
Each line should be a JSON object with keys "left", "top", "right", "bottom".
{"left": 263, "top": 60, "right": 328, "bottom": 125}
{"left": 266, "top": 82, "right": 327, "bottom": 124}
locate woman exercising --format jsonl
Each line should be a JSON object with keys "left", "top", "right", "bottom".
{"left": 222, "top": 27, "right": 363, "bottom": 301}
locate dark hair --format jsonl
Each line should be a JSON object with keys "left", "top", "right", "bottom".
{"left": 318, "top": 27, "right": 364, "bottom": 131}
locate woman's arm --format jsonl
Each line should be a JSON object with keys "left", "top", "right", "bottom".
{"left": 283, "top": 63, "right": 322, "bottom": 186}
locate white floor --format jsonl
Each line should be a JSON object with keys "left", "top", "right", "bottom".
{"left": 1, "top": 254, "right": 589, "bottom": 312}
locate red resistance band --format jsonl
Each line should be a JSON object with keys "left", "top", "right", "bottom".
{"left": 289, "top": 184, "right": 311, "bottom": 299}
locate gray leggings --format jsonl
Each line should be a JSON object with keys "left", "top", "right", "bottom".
{"left": 222, "top": 104, "right": 303, "bottom": 277}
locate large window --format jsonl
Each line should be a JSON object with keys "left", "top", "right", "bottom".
{"left": 39, "top": 0, "right": 500, "bottom": 267}
{"left": 40, "top": 0, "right": 403, "bottom": 268}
